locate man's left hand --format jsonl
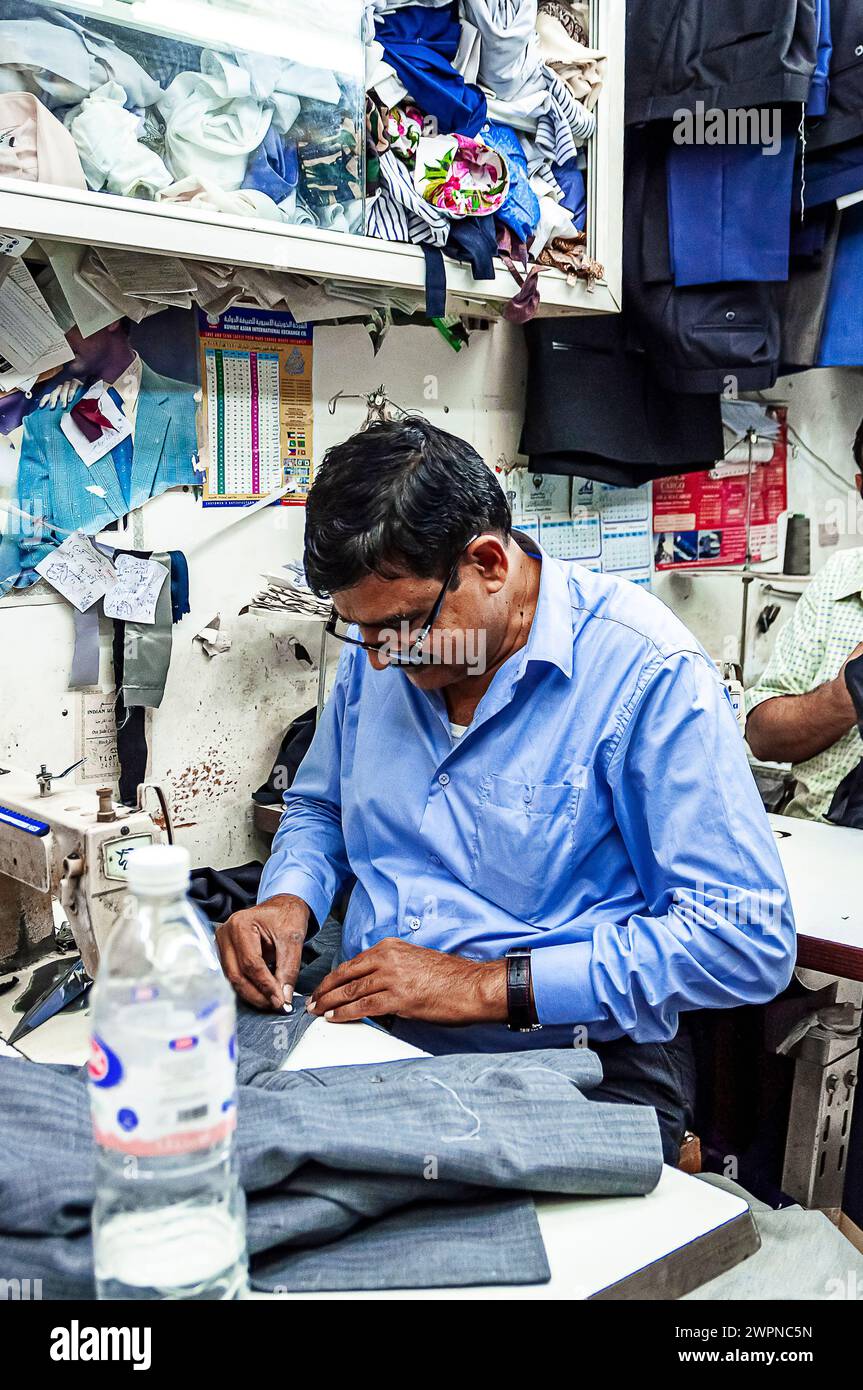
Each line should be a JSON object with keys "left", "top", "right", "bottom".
{"left": 306, "top": 939, "right": 507, "bottom": 1025}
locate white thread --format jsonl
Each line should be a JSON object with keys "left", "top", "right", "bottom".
{"left": 422, "top": 1074, "right": 481, "bottom": 1142}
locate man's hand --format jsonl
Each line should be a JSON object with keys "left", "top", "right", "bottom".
{"left": 307, "top": 939, "right": 507, "bottom": 1025}
{"left": 215, "top": 894, "right": 310, "bottom": 1012}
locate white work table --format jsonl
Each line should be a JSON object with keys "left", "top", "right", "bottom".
{"left": 771, "top": 813, "right": 863, "bottom": 981}
{"left": 0, "top": 968, "right": 757, "bottom": 1301}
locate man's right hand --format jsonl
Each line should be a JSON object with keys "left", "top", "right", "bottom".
{"left": 215, "top": 894, "right": 310, "bottom": 1012}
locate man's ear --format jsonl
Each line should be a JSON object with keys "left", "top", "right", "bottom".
{"left": 467, "top": 535, "right": 509, "bottom": 592}
{"left": 856, "top": 472, "right": 862, "bottom": 498}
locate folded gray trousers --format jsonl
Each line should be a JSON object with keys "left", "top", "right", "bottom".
{"left": 0, "top": 1002, "right": 663, "bottom": 1295}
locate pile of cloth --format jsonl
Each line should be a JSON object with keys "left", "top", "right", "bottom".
{"left": 0, "top": 999, "right": 664, "bottom": 1295}
{"left": 364, "top": 0, "right": 606, "bottom": 308}
{"left": 0, "top": 5, "right": 364, "bottom": 234}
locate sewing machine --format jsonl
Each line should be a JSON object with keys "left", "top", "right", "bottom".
{"left": 0, "top": 764, "right": 168, "bottom": 976}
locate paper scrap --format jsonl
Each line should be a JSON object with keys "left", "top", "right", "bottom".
{"left": 103, "top": 554, "right": 169, "bottom": 624}
{"left": 59, "top": 382, "right": 131, "bottom": 466}
{"left": 0, "top": 260, "right": 73, "bottom": 376}
{"left": 194, "top": 614, "right": 231, "bottom": 658}
{"left": 94, "top": 247, "right": 197, "bottom": 299}
{"left": 78, "top": 689, "right": 120, "bottom": 782}
{"left": 0, "top": 231, "right": 32, "bottom": 258}
{"left": 35, "top": 533, "right": 117, "bottom": 612}
{"left": 44, "top": 242, "right": 121, "bottom": 337}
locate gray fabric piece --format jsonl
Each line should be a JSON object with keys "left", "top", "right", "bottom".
{"left": 69, "top": 602, "right": 101, "bottom": 689}
{"left": 0, "top": 1014, "right": 663, "bottom": 1297}
{"left": 779, "top": 209, "right": 842, "bottom": 368}
{"left": 120, "top": 551, "right": 173, "bottom": 708}
{"left": 684, "top": 1174, "right": 863, "bottom": 1300}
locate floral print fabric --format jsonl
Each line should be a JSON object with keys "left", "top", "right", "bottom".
{"left": 413, "top": 132, "right": 508, "bottom": 217}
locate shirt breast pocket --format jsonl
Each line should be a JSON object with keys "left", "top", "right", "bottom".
{"left": 469, "top": 771, "right": 583, "bottom": 923}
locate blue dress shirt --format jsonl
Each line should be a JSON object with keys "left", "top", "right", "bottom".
{"left": 260, "top": 543, "right": 795, "bottom": 1046}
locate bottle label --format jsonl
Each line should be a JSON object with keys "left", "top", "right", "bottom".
{"left": 89, "top": 1006, "right": 238, "bottom": 1157}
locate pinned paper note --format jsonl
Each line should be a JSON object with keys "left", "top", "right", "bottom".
{"left": 103, "top": 555, "right": 169, "bottom": 624}
{"left": 59, "top": 382, "right": 131, "bottom": 467}
{"left": 0, "top": 260, "right": 73, "bottom": 376}
{"left": 35, "top": 533, "right": 117, "bottom": 612}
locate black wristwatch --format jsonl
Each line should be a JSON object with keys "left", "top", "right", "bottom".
{"left": 506, "top": 948, "right": 541, "bottom": 1032}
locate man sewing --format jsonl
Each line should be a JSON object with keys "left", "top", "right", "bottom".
{"left": 217, "top": 419, "right": 794, "bottom": 1161}
{"left": 746, "top": 425, "right": 863, "bottom": 819}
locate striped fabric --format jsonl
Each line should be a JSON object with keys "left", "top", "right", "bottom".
{"left": 534, "top": 68, "right": 595, "bottom": 170}
{"left": 365, "top": 149, "right": 449, "bottom": 246}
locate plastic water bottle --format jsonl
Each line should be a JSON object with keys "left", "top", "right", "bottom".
{"left": 88, "top": 844, "right": 248, "bottom": 1300}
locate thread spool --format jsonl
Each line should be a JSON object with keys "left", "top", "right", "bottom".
{"left": 784, "top": 513, "right": 810, "bottom": 575}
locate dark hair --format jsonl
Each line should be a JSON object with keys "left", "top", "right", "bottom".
{"left": 854, "top": 417, "right": 863, "bottom": 472}
{"left": 303, "top": 418, "right": 511, "bottom": 595}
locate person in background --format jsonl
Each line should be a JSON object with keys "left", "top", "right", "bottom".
{"left": 746, "top": 421, "right": 863, "bottom": 820}
{"left": 216, "top": 419, "right": 795, "bottom": 1164}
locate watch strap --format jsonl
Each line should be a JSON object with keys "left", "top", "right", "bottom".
{"left": 506, "top": 948, "right": 540, "bottom": 1032}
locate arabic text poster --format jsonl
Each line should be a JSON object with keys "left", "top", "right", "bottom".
{"left": 199, "top": 309, "right": 313, "bottom": 507}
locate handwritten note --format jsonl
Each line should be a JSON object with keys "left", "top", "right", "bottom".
{"left": 102, "top": 555, "right": 169, "bottom": 624}
{"left": 35, "top": 533, "right": 117, "bottom": 612}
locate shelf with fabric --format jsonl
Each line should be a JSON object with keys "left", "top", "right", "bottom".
{"left": 0, "top": 0, "right": 625, "bottom": 319}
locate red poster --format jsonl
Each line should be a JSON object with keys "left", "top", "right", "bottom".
{"left": 653, "top": 408, "right": 788, "bottom": 569}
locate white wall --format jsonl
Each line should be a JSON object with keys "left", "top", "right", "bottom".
{"left": 5, "top": 314, "right": 857, "bottom": 869}
{"left": 0, "top": 319, "right": 528, "bottom": 868}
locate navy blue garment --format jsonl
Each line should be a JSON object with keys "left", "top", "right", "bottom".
{"left": 625, "top": 125, "right": 781, "bottom": 392}
{"left": 442, "top": 214, "right": 497, "bottom": 281}
{"left": 479, "top": 120, "right": 539, "bottom": 243}
{"left": 420, "top": 243, "right": 447, "bottom": 316}
{"left": 817, "top": 201, "right": 863, "bottom": 364}
{"left": 666, "top": 136, "right": 797, "bottom": 285}
{"left": 808, "top": 0, "right": 833, "bottom": 115}
{"left": 552, "top": 161, "right": 586, "bottom": 230}
{"left": 167, "top": 549, "right": 190, "bottom": 624}
{"left": 790, "top": 203, "right": 834, "bottom": 259}
{"left": 242, "top": 129, "right": 299, "bottom": 203}
{"left": 809, "top": 0, "right": 863, "bottom": 151}
{"left": 376, "top": 4, "right": 487, "bottom": 137}
{"left": 796, "top": 137, "right": 863, "bottom": 207}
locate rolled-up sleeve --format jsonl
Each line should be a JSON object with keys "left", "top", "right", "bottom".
{"left": 745, "top": 582, "right": 825, "bottom": 715}
{"left": 257, "top": 648, "right": 354, "bottom": 924}
{"left": 531, "top": 651, "right": 796, "bottom": 1041}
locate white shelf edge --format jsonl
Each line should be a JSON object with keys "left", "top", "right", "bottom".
{"left": 0, "top": 178, "right": 619, "bottom": 318}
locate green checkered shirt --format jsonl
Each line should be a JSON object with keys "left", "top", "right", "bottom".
{"left": 746, "top": 549, "right": 863, "bottom": 819}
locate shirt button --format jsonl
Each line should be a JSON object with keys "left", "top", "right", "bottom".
{"left": 523, "top": 789, "right": 533, "bottom": 804}
{"left": 408, "top": 916, "right": 422, "bottom": 932}
{"left": 725, "top": 310, "right": 736, "bottom": 321}
{"left": 430, "top": 854, "right": 441, "bottom": 866}
{"left": 857, "top": 43, "right": 863, "bottom": 55}
{"left": 438, "top": 772, "right": 450, "bottom": 787}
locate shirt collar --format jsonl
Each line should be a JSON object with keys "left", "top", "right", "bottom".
{"left": 831, "top": 551, "right": 863, "bottom": 601}
{"left": 513, "top": 529, "right": 574, "bottom": 679}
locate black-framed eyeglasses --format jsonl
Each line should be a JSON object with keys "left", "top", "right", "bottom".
{"left": 325, "top": 536, "right": 478, "bottom": 668}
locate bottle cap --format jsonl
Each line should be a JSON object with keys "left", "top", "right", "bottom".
{"left": 126, "top": 844, "right": 191, "bottom": 897}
